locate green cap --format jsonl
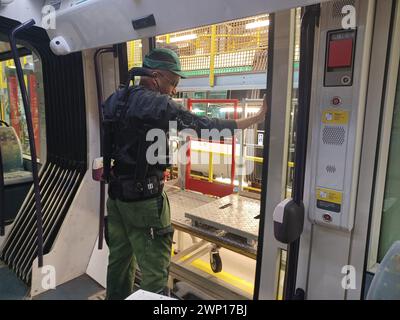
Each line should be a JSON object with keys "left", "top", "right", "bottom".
{"left": 143, "top": 48, "right": 186, "bottom": 78}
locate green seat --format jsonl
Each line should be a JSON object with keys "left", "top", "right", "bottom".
{"left": 0, "top": 126, "right": 33, "bottom": 185}
{"left": 367, "top": 241, "right": 400, "bottom": 300}
{"left": 0, "top": 125, "right": 33, "bottom": 225}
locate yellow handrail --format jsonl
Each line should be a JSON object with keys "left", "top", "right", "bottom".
{"left": 208, "top": 152, "right": 213, "bottom": 182}
{"left": 209, "top": 25, "right": 217, "bottom": 87}
{"left": 190, "top": 174, "right": 262, "bottom": 192}
{"left": 190, "top": 148, "right": 294, "bottom": 168}
{"left": 190, "top": 173, "right": 210, "bottom": 181}
{"left": 245, "top": 155, "right": 263, "bottom": 163}
{"left": 186, "top": 147, "right": 294, "bottom": 194}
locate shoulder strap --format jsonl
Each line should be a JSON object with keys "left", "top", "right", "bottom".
{"left": 103, "top": 68, "right": 155, "bottom": 182}
{"left": 112, "top": 67, "right": 156, "bottom": 121}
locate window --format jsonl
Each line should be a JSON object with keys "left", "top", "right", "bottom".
{"left": 377, "top": 64, "right": 400, "bottom": 261}
{"left": 0, "top": 42, "right": 46, "bottom": 163}
{"left": 368, "top": 12, "right": 400, "bottom": 270}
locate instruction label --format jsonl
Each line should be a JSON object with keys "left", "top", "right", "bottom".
{"left": 322, "top": 109, "right": 349, "bottom": 125}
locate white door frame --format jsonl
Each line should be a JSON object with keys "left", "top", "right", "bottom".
{"left": 255, "top": 8, "right": 296, "bottom": 300}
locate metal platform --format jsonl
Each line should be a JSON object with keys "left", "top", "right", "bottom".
{"left": 165, "top": 182, "right": 260, "bottom": 258}
{"left": 164, "top": 183, "right": 215, "bottom": 227}
{"left": 185, "top": 194, "right": 260, "bottom": 245}
{"left": 157, "top": 183, "right": 261, "bottom": 299}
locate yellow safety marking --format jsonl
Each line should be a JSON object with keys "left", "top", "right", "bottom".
{"left": 243, "top": 186, "right": 261, "bottom": 192}
{"left": 322, "top": 109, "right": 349, "bottom": 125}
{"left": 190, "top": 259, "right": 254, "bottom": 295}
{"left": 316, "top": 188, "right": 342, "bottom": 204}
{"left": 277, "top": 269, "right": 285, "bottom": 300}
{"left": 175, "top": 251, "right": 194, "bottom": 263}
{"left": 175, "top": 252, "right": 254, "bottom": 295}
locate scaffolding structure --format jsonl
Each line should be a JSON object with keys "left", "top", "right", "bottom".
{"left": 127, "top": 13, "right": 269, "bottom": 85}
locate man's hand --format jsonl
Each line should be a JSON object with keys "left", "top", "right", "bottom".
{"left": 236, "top": 95, "right": 268, "bottom": 130}
{"left": 254, "top": 95, "right": 267, "bottom": 123}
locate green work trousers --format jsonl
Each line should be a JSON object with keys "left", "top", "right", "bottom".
{"left": 105, "top": 191, "right": 173, "bottom": 300}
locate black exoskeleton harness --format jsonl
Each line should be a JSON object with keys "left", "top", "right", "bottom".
{"left": 102, "top": 68, "right": 164, "bottom": 201}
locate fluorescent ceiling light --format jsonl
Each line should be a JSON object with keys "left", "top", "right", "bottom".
{"left": 220, "top": 107, "right": 261, "bottom": 113}
{"left": 169, "top": 34, "right": 197, "bottom": 43}
{"left": 193, "top": 108, "right": 205, "bottom": 113}
{"left": 214, "top": 177, "right": 247, "bottom": 187}
{"left": 245, "top": 20, "right": 270, "bottom": 29}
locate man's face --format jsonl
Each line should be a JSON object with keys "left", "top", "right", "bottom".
{"left": 153, "top": 70, "right": 180, "bottom": 96}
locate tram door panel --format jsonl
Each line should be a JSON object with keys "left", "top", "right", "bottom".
{"left": 303, "top": 0, "right": 375, "bottom": 299}
{"left": 363, "top": 0, "right": 400, "bottom": 298}
{"left": 258, "top": 0, "right": 378, "bottom": 300}
{"left": 0, "top": 49, "right": 46, "bottom": 237}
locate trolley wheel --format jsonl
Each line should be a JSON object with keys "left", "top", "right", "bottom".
{"left": 210, "top": 250, "right": 222, "bottom": 273}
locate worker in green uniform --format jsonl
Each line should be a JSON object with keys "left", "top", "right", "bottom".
{"left": 102, "top": 48, "right": 267, "bottom": 300}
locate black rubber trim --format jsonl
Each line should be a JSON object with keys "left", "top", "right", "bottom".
{"left": 0, "top": 16, "right": 87, "bottom": 283}
{"left": 253, "top": 12, "right": 275, "bottom": 300}
{"left": 283, "top": 5, "right": 320, "bottom": 301}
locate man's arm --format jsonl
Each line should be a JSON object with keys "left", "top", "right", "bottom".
{"left": 167, "top": 95, "right": 267, "bottom": 133}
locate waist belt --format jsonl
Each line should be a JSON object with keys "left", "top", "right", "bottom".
{"left": 109, "top": 175, "right": 164, "bottom": 202}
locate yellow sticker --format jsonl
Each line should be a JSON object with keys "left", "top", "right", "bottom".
{"left": 316, "top": 188, "right": 342, "bottom": 204}
{"left": 322, "top": 109, "right": 349, "bottom": 125}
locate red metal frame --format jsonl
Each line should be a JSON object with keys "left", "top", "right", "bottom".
{"left": 8, "top": 75, "right": 21, "bottom": 138}
{"left": 28, "top": 73, "right": 40, "bottom": 156}
{"left": 185, "top": 98, "right": 238, "bottom": 197}
{"left": 7, "top": 72, "right": 40, "bottom": 156}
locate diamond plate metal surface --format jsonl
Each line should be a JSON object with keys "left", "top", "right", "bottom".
{"left": 165, "top": 185, "right": 215, "bottom": 225}
{"left": 165, "top": 184, "right": 259, "bottom": 254}
{"left": 185, "top": 195, "right": 260, "bottom": 241}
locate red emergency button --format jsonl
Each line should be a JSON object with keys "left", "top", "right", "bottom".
{"left": 328, "top": 38, "right": 353, "bottom": 68}
{"left": 323, "top": 214, "right": 332, "bottom": 222}
{"left": 332, "top": 96, "right": 342, "bottom": 106}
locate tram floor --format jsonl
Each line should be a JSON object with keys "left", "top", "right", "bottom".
{"left": 33, "top": 274, "right": 105, "bottom": 300}
{"left": 0, "top": 259, "right": 105, "bottom": 300}
{"left": 0, "top": 260, "right": 29, "bottom": 300}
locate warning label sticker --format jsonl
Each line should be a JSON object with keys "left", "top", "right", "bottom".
{"left": 322, "top": 109, "right": 349, "bottom": 125}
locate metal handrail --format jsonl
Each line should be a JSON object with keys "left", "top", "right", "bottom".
{"left": 8, "top": 19, "right": 44, "bottom": 267}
